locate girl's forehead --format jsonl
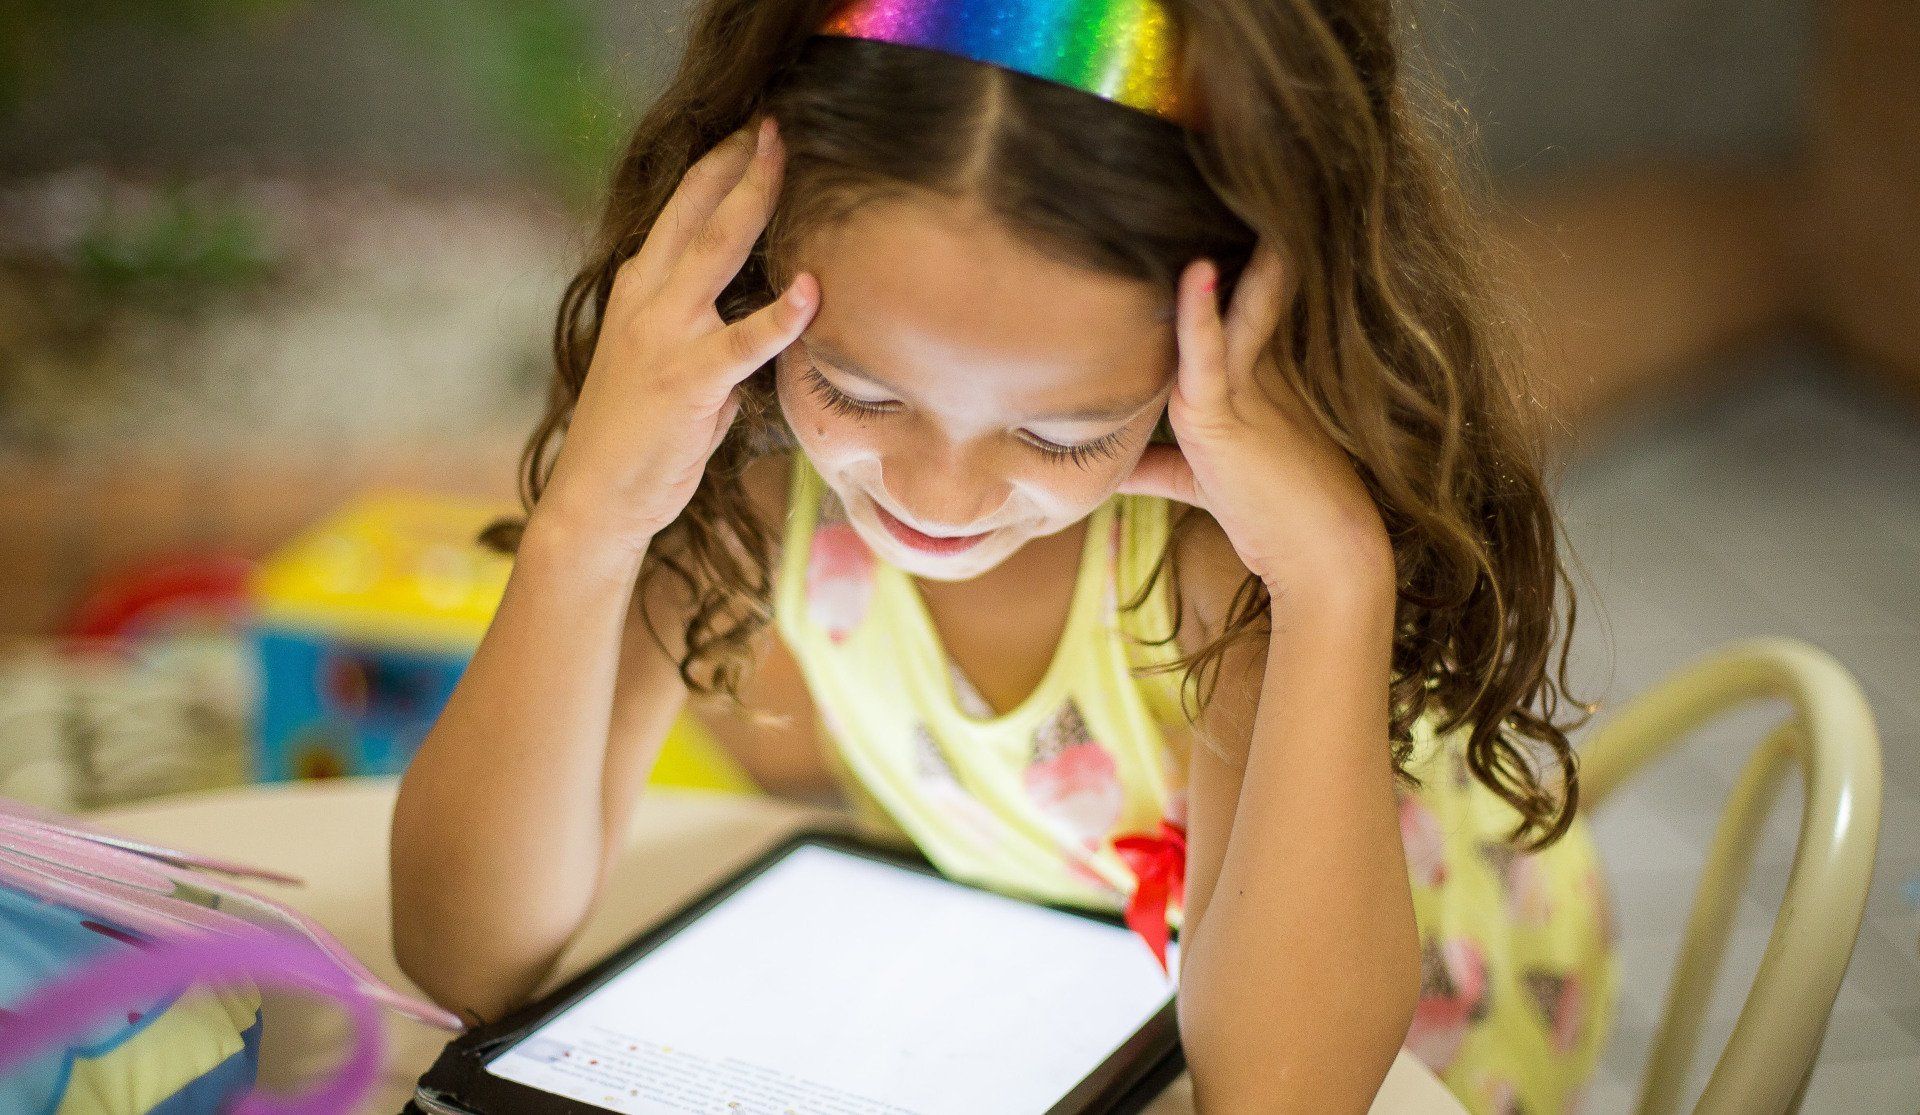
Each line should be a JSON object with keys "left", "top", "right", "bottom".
{"left": 795, "top": 200, "right": 1177, "bottom": 412}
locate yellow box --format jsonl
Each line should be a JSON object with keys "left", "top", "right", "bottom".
{"left": 249, "top": 490, "right": 755, "bottom": 794}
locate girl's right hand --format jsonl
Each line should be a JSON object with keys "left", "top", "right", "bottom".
{"left": 537, "top": 115, "right": 816, "bottom": 557}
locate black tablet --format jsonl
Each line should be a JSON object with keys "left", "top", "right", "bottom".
{"left": 410, "top": 827, "right": 1184, "bottom": 1115}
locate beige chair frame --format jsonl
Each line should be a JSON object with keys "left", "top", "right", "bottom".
{"left": 1577, "top": 637, "right": 1882, "bottom": 1115}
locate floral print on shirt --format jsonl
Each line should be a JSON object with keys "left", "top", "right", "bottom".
{"left": 1023, "top": 699, "right": 1125, "bottom": 853}
{"left": 1406, "top": 935, "right": 1491, "bottom": 1073}
{"left": 806, "top": 487, "right": 876, "bottom": 644}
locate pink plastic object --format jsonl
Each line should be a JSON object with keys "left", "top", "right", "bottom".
{"left": 0, "top": 929, "right": 378, "bottom": 1115}
{"left": 0, "top": 795, "right": 465, "bottom": 1111}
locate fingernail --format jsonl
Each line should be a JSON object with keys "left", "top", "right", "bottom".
{"left": 786, "top": 273, "right": 811, "bottom": 306}
{"left": 1199, "top": 262, "right": 1216, "bottom": 292}
{"left": 757, "top": 116, "right": 776, "bottom": 155}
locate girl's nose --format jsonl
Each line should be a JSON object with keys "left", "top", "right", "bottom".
{"left": 879, "top": 454, "right": 1007, "bottom": 535}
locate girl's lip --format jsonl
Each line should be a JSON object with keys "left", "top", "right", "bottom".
{"left": 869, "top": 498, "right": 993, "bottom": 555}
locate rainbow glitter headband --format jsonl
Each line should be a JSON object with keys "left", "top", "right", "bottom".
{"left": 816, "top": 0, "right": 1201, "bottom": 129}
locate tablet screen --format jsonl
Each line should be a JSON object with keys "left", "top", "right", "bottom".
{"left": 484, "top": 842, "right": 1179, "bottom": 1114}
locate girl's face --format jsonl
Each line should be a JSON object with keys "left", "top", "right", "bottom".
{"left": 775, "top": 196, "right": 1177, "bottom": 582}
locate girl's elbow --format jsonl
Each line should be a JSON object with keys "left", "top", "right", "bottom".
{"left": 391, "top": 915, "right": 544, "bottom": 1029}
{"left": 391, "top": 920, "right": 461, "bottom": 1019}
{"left": 388, "top": 820, "right": 446, "bottom": 991}
{"left": 389, "top": 883, "right": 478, "bottom": 1021}
{"left": 388, "top": 836, "right": 511, "bottom": 1024}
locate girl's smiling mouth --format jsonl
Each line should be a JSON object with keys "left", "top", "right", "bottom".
{"left": 866, "top": 495, "right": 995, "bottom": 555}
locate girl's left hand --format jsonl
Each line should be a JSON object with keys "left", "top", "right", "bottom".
{"left": 1116, "top": 240, "right": 1394, "bottom": 601}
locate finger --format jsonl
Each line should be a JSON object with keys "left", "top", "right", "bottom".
{"left": 1223, "top": 239, "right": 1292, "bottom": 386}
{"left": 1114, "top": 442, "right": 1202, "bottom": 508}
{"left": 697, "top": 271, "right": 818, "bottom": 387}
{"left": 1175, "top": 258, "right": 1231, "bottom": 416}
{"left": 660, "top": 115, "right": 786, "bottom": 322}
{"left": 615, "top": 123, "right": 760, "bottom": 304}
{"left": 706, "top": 388, "right": 743, "bottom": 457}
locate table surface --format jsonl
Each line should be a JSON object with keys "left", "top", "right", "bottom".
{"left": 90, "top": 777, "right": 1466, "bottom": 1114}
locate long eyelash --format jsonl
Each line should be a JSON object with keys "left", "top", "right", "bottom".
{"left": 1030, "top": 429, "right": 1128, "bottom": 470}
{"left": 800, "top": 363, "right": 1128, "bottom": 471}
{"left": 801, "top": 364, "right": 889, "bottom": 422}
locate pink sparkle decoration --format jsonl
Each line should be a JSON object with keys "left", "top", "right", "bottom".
{"left": 1504, "top": 850, "right": 1554, "bottom": 927}
{"left": 1023, "top": 702, "right": 1123, "bottom": 847}
{"left": 1524, "top": 968, "right": 1586, "bottom": 1053}
{"left": 909, "top": 723, "right": 1006, "bottom": 848}
{"left": 1398, "top": 793, "right": 1449, "bottom": 888}
{"left": 806, "top": 519, "right": 876, "bottom": 643}
{"left": 1404, "top": 936, "right": 1488, "bottom": 1072}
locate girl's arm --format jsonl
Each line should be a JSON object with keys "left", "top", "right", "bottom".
{"left": 390, "top": 117, "right": 811, "bottom": 1025}
{"left": 1172, "top": 519, "right": 1420, "bottom": 1113}
{"left": 390, "top": 506, "right": 699, "bottom": 1024}
{"left": 1118, "top": 244, "right": 1421, "bottom": 1110}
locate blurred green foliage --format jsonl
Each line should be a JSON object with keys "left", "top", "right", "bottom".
{"left": 0, "top": 0, "right": 627, "bottom": 204}
{"left": 71, "top": 183, "right": 281, "bottom": 312}
{"left": 380, "top": 1, "right": 627, "bottom": 205}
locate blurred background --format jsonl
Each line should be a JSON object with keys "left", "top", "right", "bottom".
{"left": 0, "top": 0, "right": 1915, "bottom": 1110}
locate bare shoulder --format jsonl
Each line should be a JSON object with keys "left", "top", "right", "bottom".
{"left": 1167, "top": 508, "right": 1264, "bottom": 648}
{"left": 1165, "top": 507, "right": 1269, "bottom": 764}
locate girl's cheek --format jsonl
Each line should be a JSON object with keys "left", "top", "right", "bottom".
{"left": 993, "top": 460, "right": 1126, "bottom": 530}
{"left": 1038, "top": 465, "right": 1111, "bottom": 506}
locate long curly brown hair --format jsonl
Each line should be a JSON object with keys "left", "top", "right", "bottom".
{"left": 480, "top": 0, "right": 1599, "bottom": 851}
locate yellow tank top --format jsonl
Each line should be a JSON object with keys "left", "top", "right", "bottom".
{"left": 768, "top": 451, "right": 1622, "bottom": 1114}
{"left": 773, "top": 453, "right": 1193, "bottom": 928}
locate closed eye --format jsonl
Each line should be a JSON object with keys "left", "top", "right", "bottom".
{"left": 801, "top": 362, "right": 891, "bottom": 419}
{"left": 799, "top": 363, "right": 1132, "bottom": 471}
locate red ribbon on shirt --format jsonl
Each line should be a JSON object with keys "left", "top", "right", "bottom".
{"left": 1112, "top": 818, "right": 1187, "bottom": 977}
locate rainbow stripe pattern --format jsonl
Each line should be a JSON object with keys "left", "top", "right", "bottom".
{"left": 817, "top": 0, "right": 1197, "bottom": 127}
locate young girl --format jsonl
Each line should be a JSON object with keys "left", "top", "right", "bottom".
{"left": 392, "top": 0, "right": 1620, "bottom": 1110}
